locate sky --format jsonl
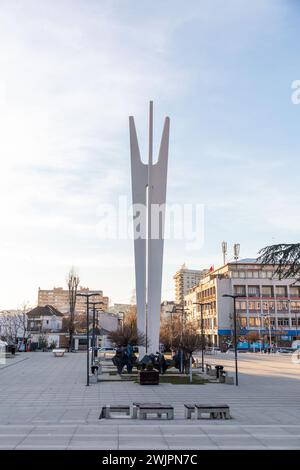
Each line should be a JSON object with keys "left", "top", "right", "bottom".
{"left": 0, "top": 0, "right": 300, "bottom": 309}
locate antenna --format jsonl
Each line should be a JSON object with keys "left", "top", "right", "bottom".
{"left": 233, "top": 243, "right": 240, "bottom": 261}
{"left": 222, "top": 241, "right": 227, "bottom": 265}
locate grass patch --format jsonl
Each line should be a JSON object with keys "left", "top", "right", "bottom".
{"left": 159, "top": 375, "right": 207, "bottom": 385}
{"left": 133, "top": 375, "right": 207, "bottom": 385}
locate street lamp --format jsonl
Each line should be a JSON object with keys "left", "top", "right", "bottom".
{"left": 89, "top": 301, "right": 104, "bottom": 364}
{"left": 223, "top": 294, "right": 241, "bottom": 386}
{"left": 287, "top": 299, "right": 299, "bottom": 341}
{"left": 193, "top": 301, "right": 212, "bottom": 372}
{"left": 261, "top": 304, "right": 272, "bottom": 352}
{"left": 76, "top": 292, "right": 102, "bottom": 386}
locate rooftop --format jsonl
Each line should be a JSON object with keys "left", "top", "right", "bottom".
{"left": 27, "top": 305, "right": 64, "bottom": 318}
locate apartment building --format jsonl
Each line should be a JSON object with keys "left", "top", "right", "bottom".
{"left": 184, "top": 258, "right": 300, "bottom": 347}
{"left": 38, "top": 286, "right": 109, "bottom": 316}
{"left": 174, "top": 264, "right": 208, "bottom": 305}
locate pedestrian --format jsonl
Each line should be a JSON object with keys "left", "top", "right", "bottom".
{"left": 126, "top": 343, "right": 134, "bottom": 373}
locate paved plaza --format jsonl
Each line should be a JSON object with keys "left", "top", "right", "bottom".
{"left": 0, "top": 352, "right": 300, "bottom": 449}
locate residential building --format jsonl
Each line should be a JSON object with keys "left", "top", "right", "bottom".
{"left": 184, "top": 259, "right": 300, "bottom": 348}
{"left": 161, "top": 300, "right": 177, "bottom": 320}
{"left": 27, "top": 305, "right": 67, "bottom": 348}
{"left": 173, "top": 264, "right": 208, "bottom": 305}
{"left": 38, "top": 286, "right": 109, "bottom": 316}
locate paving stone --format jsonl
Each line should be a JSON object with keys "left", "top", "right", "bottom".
{"left": 1, "top": 351, "right": 300, "bottom": 449}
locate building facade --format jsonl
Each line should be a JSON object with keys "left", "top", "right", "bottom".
{"left": 184, "top": 259, "right": 300, "bottom": 348}
{"left": 38, "top": 287, "right": 109, "bottom": 316}
{"left": 173, "top": 264, "right": 208, "bottom": 305}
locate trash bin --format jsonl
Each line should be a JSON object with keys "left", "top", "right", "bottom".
{"left": 91, "top": 365, "right": 98, "bottom": 375}
{"left": 11, "top": 345, "right": 16, "bottom": 355}
{"left": 215, "top": 365, "right": 224, "bottom": 379}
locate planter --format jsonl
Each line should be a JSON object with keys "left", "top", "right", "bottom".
{"left": 139, "top": 370, "right": 159, "bottom": 385}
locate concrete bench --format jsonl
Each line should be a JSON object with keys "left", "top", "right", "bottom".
{"left": 52, "top": 349, "right": 65, "bottom": 357}
{"left": 132, "top": 402, "right": 162, "bottom": 419}
{"left": 138, "top": 404, "right": 174, "bottom": 420}
{"left": 99, "top": 404, "right": 131, "bottom": 419}
{"left": 195, "top": 404, "right": 230, "bottom": 420}
{"left": 184, "top": 404, "right": 196, "bottom": 419}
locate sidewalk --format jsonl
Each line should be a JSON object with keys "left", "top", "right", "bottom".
{"left": 0, "top": 352, "right": 299, "bottom": 449}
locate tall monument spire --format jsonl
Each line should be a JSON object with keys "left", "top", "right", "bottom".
{"left": 129, "top": 102, "right": 170, "bottom": 355}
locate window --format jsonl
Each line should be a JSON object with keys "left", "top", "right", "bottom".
{"left": 292, "top": 318, "right": 300, "bottom": 326}
{"left": 248, "top": 286, "right": 260, "bottom": 297}
{"left": 291, "top": 301, "right": 300, "bottom": 311}
{"left": 234, "top": 285, "right": 246, "bottom": 296}
{"left": 290, "top": 286, "right": 300, "bottom": 297}
{"left": 236, "top": 301, "right": 247, "bottom": 310}
{"left": 277, "top": 301, "right": 288, "bottom": 311}
{"left": 248, "top": 301, "right": 261, "bottom": 311}
{"left": 249, "top": 317, "right": 255, "bottom": 327}
{"left": 240, "top": 317, "right": 247, "bottom": 327}
{"left": 276, "top": 286, "right": 287, "bottom": 297}
{"left": 278, "top": 318, "right": 289, "bottom": 327}
{"left": 262, "top": 286, "right": 273, "bottom": 297}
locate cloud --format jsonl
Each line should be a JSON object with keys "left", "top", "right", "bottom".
{"left": 0, "top": 0, "right": 297, "bottom": 308}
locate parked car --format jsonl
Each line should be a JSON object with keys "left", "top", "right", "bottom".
{"left": 275, "top": 347, "right": 293, "bottom": 354}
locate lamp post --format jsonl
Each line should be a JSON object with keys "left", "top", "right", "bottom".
{"left": 175, "top": 305, "right": 189, "bottom": 373}
{"left": 287, "top": 299, "right": 299, "bottom": 341}
{"left": 193, "top": 301, "right": 212, "bottom": 372}
{"left": 223, "top": 294, "right": 241, "bottom": 386}
{"left": 76, "top": 292, "right": 102, "bottom": 386}
{"left": 89, "top": 301, "right": 104, "bottom": 364}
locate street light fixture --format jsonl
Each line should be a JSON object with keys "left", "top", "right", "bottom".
{"left": 287, "top": 299, "right": 299, "bottom": 341}
{"left": 89, "top": 301, "right": 104, "bottom": 364}
{"left": 223, "top": 294, "right": 241, "bottom": 386}
{"left": 76, "top": 292, "right": 102, "bottom": 386}
{"left": 174, "top": 305, "right": 189, "bottom": 373}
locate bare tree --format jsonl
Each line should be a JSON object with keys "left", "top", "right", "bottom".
{"left": 107, "top": 304, "right": 147, "bottom": 347}
{"left": 258, "top": 243, "right": 300, "bottom": 281}
{"left": 19, "top": 302, "right": 30, "bottom": 345}
{"left": 108, "top": 324, "right": 147, "bottom": 348}
{"left": 67, "top": 267, "right": 80, "bottom": 351}
{"left": 1, "top": 313, "right": 20, "bottom": 344}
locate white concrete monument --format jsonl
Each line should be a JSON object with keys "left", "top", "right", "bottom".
{"left": 129, "top": 102, "right": 170, "bottom": 356}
